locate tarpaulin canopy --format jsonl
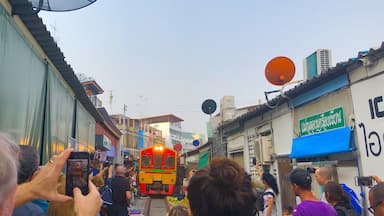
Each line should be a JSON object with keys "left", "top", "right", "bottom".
{"left": 290, "top": 126, "right": 354, "bottom": 158}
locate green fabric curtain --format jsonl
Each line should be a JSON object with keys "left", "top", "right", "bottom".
{"left": 76, "top": 102, "right": 95, "bottom": 152}
{"left": 43, "top": 67, "right": 75, "bottom": 162}
{"left": 0, "top": 6, "right": 45, "bottom": 152}
{"left": 0, "top": 7, "right": 74, "bottom": 163}
{"left": 0, "top": 6, "right": 96, "bottom": 163}
{"left": 198, "top": 151, "right": 210, "bottom": 169}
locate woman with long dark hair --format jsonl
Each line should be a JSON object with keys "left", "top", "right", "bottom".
{"left": 324, "top": 181, "right": 357, "bottom": 216}
{"left": 261, "top": 172, "right": 279, "bottom": 216}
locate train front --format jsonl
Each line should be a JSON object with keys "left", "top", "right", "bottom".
{"left": 138, "top": 145, "right": 177, "bottom": 195}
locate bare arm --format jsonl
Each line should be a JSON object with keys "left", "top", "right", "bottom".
{"left": 108, "top": 166, "right": 113, "bottom": 178}
{"left": 14, "top": 184, "right": 36, "bottom": 207}
{"left": 126, "top": 191, "right": 132, "bottom": 202}
{"left": 255, "top": 162, "right": 263, "bottom": 176}
{"left": 265, "top": 196, "right": 274, "bottom": 216}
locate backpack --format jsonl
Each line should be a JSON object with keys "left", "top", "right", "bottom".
{"left": 340, "top": 183, "right": 362, "bottom": 215}
{"left": 254, "top": 189, "right": 275, "bottom": 212}
{"left": 335, "top": 205, "right": 358, "bottom": 216}
{"left": 100, "top": 184, "right": 113, "bottom": 205}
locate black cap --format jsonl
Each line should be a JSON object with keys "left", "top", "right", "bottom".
{"left": 289, "top": 168, "right": 312, "bottom": 188}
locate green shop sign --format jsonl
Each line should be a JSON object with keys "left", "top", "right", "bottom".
{"left": 299, "top": 107, "right": 345, "bottom": 136}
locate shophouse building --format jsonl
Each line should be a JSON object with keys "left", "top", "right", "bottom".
{"left": 217, "top": 43, "right": 384, "bottom": 215}
{"left": 110, "top": 114, "right": 164, "bottom": 160}
{"left": 79, "top": 76, "right": 121, "bottom": 161}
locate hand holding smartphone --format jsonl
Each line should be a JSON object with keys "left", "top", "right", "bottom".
{"left": 65, "top": 152, "right": 90, "bottom": 196}
{"left": 355, "top": 176, "right": 373, "bottom": 186}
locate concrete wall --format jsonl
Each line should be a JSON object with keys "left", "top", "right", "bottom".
{"left": 227, "top": 133, "right": 246, "bottom": 169}
{"left": 293, "top": 87, "right": 354, "bottom": 136}
{"left": 350, "top": 56, "right": 384, "bottom": 178}
{"left": 272, "top": 112, "right": 293, "bottom": 155}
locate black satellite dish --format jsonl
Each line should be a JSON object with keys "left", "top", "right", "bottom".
{"left": 12, "top": 0, "right": 97, "bottom": 15}
{"left": 29, "top": 0, "right": 97, "bottom": 12}
{"left": 201, "top": 99, "right": 217, "bottom": 116}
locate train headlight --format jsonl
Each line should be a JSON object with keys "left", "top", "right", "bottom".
{"left": 154, "top": 145, "right": 164, "bottom": 152}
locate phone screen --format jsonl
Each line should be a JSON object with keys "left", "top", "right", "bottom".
{"left": 355, "top": 176, "right": 373, "bottom": 186}
{"left": 65, "top": 152, "right": 89, "bottom": 196}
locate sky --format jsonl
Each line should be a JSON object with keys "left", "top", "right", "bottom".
{"left": 39, "top": 0, "right": 384, "bottom": 136}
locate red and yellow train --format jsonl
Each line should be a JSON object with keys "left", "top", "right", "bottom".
{"left": 138, "top": 145, "right": 177, "bottom": 195}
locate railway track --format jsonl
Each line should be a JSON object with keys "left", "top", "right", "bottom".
{"left": 146, "top": 197, "right": 169, "bottom": 216}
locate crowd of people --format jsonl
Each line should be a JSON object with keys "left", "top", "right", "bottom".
{"left": 1, "top": 131, "right": 384, "bottom": 216}
{"left": 0, "top": 132, "right": 140, "bottom": 216}
{"left": 0, "top": 133, "right": 102, "bottom": 216}
{"left": 88, "top": 156, "right": 138, "bottom": 216}
{"left": 181, "top": 159, "right": 384, "bottom": 216}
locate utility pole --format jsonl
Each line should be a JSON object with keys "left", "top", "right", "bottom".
{"left": 122, "top": 104, "right": 127, "bottom": 162}
{"left": 109, "top": 91, "right": 113, "bottom": 113}
{"left": 118, "top": 104, "right": 127, "bottom": 163}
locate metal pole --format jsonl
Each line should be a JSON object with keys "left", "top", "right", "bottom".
{"left": 123, "top": 104, "right": 127, "bottom": 163}
{"left": 40, "top": 62, "right": 48, "bottom": 164}
{"left": 186, "top": 148, "right": 188, "bottom": 166}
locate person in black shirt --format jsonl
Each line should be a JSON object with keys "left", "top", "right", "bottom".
{"left": 109, "top": 165, "right": 131, "bottom": 216}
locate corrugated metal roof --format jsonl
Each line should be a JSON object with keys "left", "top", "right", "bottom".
{"left": 219, "top": 42, "right": 384, "bottom": 130}
{"left": 9, "top": 0, "right": 103, "bottom": 123}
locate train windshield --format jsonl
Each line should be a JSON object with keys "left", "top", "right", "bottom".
{"left": 164, "top": 156, "right": 175, "bottom": 169}
{"left": 154, "top": 154, "right": 162, "bottom": 169}
{"left": 141, "top": 156, "right": 152, "bottom": 167}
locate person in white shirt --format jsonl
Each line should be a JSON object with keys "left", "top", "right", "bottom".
{"left": 261, "top": 172, "right": 279, "bottom": 216}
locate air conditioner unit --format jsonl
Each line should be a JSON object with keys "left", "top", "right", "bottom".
{"left": 259, "top": 135, "right": 274, "bottom": 163}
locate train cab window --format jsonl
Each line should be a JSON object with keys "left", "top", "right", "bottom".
{"left": 141, "top": 156, "right": 152, "bottom": 167}
{"left": 154, "top": 154, "right": 162, "bottom": 169}
{"left": 164, "top": 156, "right": 175, "bottom": 169}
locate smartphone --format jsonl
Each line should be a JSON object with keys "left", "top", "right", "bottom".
{"left": 65, "top": 152, "right": 90, "bottom": 196}
{"left": 307, "top": 167, "right": 317, "bottom": 174}
{"left": 355, "top": 176, "right": 373, "bottom": 186}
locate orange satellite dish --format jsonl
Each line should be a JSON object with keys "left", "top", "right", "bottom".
{"left": 86, "top": 89, "right": 92, "bottom": 96}
{"left": 265, "top": 56, "right": 295, "bottom": 86}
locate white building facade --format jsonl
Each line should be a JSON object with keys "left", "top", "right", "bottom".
{"left": 144, "top": 114, "right": 184, "bottom": 149}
